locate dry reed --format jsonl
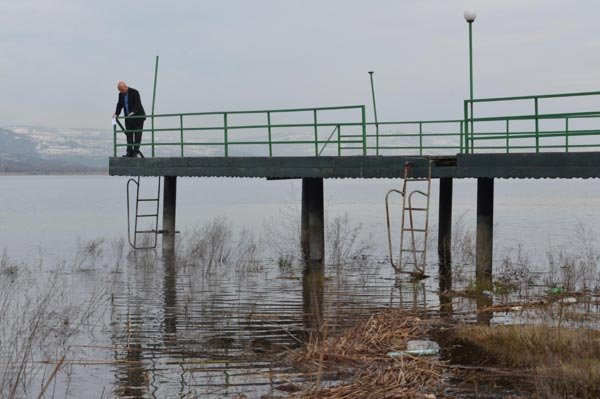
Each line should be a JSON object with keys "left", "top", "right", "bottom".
{"left": 287, "top": 309, "right": 442, "bottom": 398}
{"left": 455, "top": 324, "right": 600, "bottom": 398}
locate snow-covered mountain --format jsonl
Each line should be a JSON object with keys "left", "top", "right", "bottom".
{"left": 0, "top": 126, "right": 110, "bottom": 173}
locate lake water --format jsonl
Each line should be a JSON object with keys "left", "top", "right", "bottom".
{"left": 3, "top": 175, "right": 600, "bottom": 262}
{"left": 1, "top": 175, "right": 599, "bottom": 398}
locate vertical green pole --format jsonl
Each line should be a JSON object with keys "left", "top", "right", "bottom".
{"left": 267, "top": 112, "right": 272, "bottom": 157}
{"left": 419, "top": 122, "right": 423, "bottom": 156}
{"left": 565, "top": 117, "right": 569, "bottom": 152}
{"left": 459, "top": 121, "right": 464, "bottom": 153}
{"left": 337, "top": 125, "right": 341, "bottom": 156}
{"left": 113, "top": 124, "right": 117, "bottom": 157}
{"left": 224, "top": 113, "right": 228, "bottom": 157}
{"left": 368, "top": 71, "right": 380, "bottom": 156}
{"left": 361, "top": 106, "right": 367, "bottom": 155}
{"left": 534, "top": 97, "right": 539, "bottom": 153}
{"left": 505, "top": 119, "right": 509, "bottom": 153}
{"left": 151, "top": 55, "right": 159, "bottom": 158}
{"left": 464, "top": 101, "right": 469, "bottom": 153}
{"left": 468, "top": 21, "right": 475, "bottom": 156}
{"left": 179, "top": 114, "right": 184, "bottom": 157}
{"left": 313, "top": 109, "right": 318, "bottom": 156}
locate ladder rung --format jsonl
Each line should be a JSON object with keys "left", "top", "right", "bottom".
{"left": 405, "top": 178, "right": 430, "bottom": 182}
{"left": 137, "top": 214, "right": 158, "bottom": 218}
{"left": 136, "top": 230, "right": 157, "bottom": 234}
{"left": 402, "top": 249, "right": 425, "bottom": 253}
{"left": 402, "top": 228, "right": 427, "bottom": 232}
{"left": 138, "top": 198, "right": 159, "bottom": 202}
{"left": 405, "top": 207, "right": 427, "bottom": 211}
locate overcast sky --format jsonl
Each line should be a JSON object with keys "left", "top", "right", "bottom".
{"left": 2, "top": 0, "right": 600, "bottom": 129}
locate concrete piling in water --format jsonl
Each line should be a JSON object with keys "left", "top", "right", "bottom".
{"left": 301, "top": 180, "right": 310, "bottom": 257}
{"left": 476, "top": 177, "right": 494, "bottom": 287}
{"left": 301, "top": 178, "right": 325, "bottom": 267}
{"left": 300, "top": 177, "right": 325, "bottom": 334}
{"left": 437, "top": 178, "right": 453, "bottom": 291}
{"left": 162, "top": 176, "right": 177, "bottom": 255}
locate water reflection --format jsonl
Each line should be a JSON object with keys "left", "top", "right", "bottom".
{"left": 76, "top": 241, "right": 506, "bottom": 397}
{"left": 302, "top": 261, "right": 324, "bottom": 336}
{"left": 163, "top": 254, "right": 177, "bottom": 343}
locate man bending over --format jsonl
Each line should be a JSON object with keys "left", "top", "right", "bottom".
{"left": 113, "top": 81, "right": 146, "bottom": 157}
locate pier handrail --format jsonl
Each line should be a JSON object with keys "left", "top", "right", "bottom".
{"left": 113, "top": 105, "right": 367, "bottom": 157}
{"left": 464, "top": 90, "right": 600, "bottom": 153}
{"left": 112, "top": 90, "right": 600, "bottom": 157}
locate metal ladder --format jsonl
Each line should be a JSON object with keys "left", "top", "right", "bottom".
{"left": 385, "top": 160, "right": 432, "bottom": 278}
{"left": 127, "top": 177, "right": 161, "bottom": 249}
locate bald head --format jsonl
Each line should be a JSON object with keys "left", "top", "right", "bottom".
{"left": 117, "top": 81, "right": 128, "bottom": 93}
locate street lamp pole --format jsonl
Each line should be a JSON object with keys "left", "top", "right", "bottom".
{"left": 464, "top": 10, "right": 476, "bottom": 153}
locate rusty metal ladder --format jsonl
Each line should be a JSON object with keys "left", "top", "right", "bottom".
{"left": 385, "top": 160, "right": 432, "bottom": 278}
{"left": 127, "top": 177, "right": 161, "bottom": 249}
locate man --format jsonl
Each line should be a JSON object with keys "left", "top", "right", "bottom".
{"left": 113, "top": 81, "right": 146, "bottom": 157}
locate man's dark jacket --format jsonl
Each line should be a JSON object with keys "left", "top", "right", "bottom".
{"left": 115, "top": 87, "right": 146, "bottom": 121}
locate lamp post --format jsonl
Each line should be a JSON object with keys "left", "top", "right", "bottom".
{"left": 464, "top": 10, "right": 476, "bottom": 153}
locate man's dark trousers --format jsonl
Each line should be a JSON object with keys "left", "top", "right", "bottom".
{"left": 125, "top": 118, "right": 144, "bottom": 154}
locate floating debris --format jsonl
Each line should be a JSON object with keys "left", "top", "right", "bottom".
{"left": 388, "top": 340, "right": 440, "bottom": 357}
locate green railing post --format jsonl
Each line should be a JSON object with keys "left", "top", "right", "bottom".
{"left": 179, "top": 114, "right": 184, "bottom": 157}
{"left": 565, "top": 117, "right": 569, "bottom": 152}
{"left": 224, "top": 113, "right": 228, "bottom": 157}
{"left": 368, "top": 71, "right": 380, "bottom": 156}
{"left": 361, "top": 106, "right": 367, "bottom": 155}
{"left": 337, "top": 125, "right": 341, "bottom": 156}
{"left": 313, "top": 109, "right": 318, "bottom": 156}
{"left": 151, "top": 116, "right": 155, "bottom": 157}
{"left": 463, "top": 100, "right": 470, "bottom": 153}
{"left": 419, "top": 122, "right": 423, "bottom": 155}
{"left": 459, "top": 121, "right": 464, "bottom": 153}
{"left": 267, "top": 111, "right": 272, "bottom": 157}
{"left": 113, "top": 124, "right": 117, "bottom": 157}
{"left": 151, "top": 55, "right": 159, "bottom": 158}
{"left": 505, "top": 119, "right": 510, "bottom": 153}
{"left": 534, "top": 97, "right": 539, "bottom": 153}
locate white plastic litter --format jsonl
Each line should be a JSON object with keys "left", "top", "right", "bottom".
{"left": 559, "top": 297, "right": 577, "bottom": 304}
{"left": 387, "top": 340, "right": 440, "bottom": 357}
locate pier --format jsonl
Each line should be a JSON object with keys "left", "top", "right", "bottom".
{"left": 110, "top": 90, "right": 600, "bottom": 288}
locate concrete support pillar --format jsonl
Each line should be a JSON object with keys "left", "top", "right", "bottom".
{"left": 300, "top": 178, "right": 325, "bottom": 335}
{"left": 301, "top": 178, "right": 325, "bottom": 266}
{"left": 162, "top": 176, "right": 177, "bottom": 255}
{"left": 301, "top": 180, "right": 310, "bottom": 257}
{"left": 476, "top": 177, "right": 494, "bottom": 287}
{"left": 437, "top": 178, "right": 453, "bottom": 292}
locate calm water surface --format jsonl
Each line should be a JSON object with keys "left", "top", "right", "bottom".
{"left": 1, "top": 175, "right": 599, "bottom": 397}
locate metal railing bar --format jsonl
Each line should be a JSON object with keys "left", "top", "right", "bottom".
{"left": 467, "top": 90, "right": 600, "bottom": 103}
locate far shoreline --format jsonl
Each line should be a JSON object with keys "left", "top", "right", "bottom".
{"left": 0, "top": 171, "right": 108, "bottom": 176}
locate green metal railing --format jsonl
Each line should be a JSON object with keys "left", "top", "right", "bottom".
{"left": 113, "top": 91, "right": 600, "bottom": 157}
{"left": 113, "top": 105, "right": 367, "bottom": 157}
{"left": 464, "top": 91, "right": 600, "bottom": 154}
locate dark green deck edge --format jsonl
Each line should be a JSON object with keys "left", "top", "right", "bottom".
{"left": 109, "top": 153, "right": 600, "bottom": 179}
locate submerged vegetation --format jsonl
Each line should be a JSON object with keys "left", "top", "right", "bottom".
{"left": 1, "top": 213, "right": 600, "bottom": 397}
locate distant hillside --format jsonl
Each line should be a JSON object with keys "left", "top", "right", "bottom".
{"left": 0, "top": 127, "right": 109, "bottom": 173}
